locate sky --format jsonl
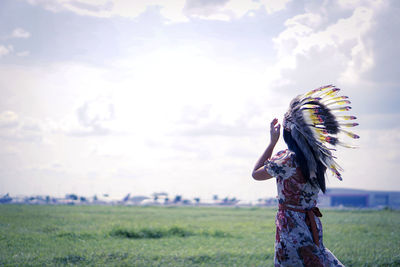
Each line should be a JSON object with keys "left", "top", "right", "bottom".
{"left": 0, "top": 0, "right": 399, "bottom": 202}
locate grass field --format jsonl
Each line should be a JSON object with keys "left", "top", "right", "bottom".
{"left": 0, "top": 205, "right": 399, "bottom": 266}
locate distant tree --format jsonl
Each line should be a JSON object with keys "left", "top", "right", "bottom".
{"left": 164, "top": 197, "right": 169, "bottom": 204}
{"left": 194, "top": 197, "right": 200, "bottom": 204}
{"left": 80, "top": 196, "right": 87, "bottom": 202}
{"left": 45, "top": 196, "right": 50, "bottom": 203}
{"left": 213, "top": 195, "right": 218, "bottom": 201}
{"left": 93, "top": 195, "right": 98, "bottom": 201}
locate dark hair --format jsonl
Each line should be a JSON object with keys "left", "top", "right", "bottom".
{"left": 283, "top": 129, "right": 327, "bottom": 193}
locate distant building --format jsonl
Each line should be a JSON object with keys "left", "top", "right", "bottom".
{"left": 319, "top": 188, "right": 400, "bottom": 209}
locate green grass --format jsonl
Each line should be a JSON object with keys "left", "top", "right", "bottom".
{"left": 0, "top": 205, "right": 399, "bottom": 266}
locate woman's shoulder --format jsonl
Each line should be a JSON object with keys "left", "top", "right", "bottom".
{"left": 271, "top": 149, "right": 295, "bottom": 163}
{"left": 265, "top": 149, "right": 296, "bottom": 179}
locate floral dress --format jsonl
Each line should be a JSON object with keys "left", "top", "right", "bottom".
{"left": 265, "top": 149, "right": 344, "bottom": 267}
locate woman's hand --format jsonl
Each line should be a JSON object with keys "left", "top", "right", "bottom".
{"left": 270, "top": 118, "right": 280, "bottom": 144}
{"left": 252, "top": 118, "right": 280, "bottom": 181}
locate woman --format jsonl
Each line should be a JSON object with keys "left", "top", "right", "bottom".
{"left": 252, "top": 85, "right": 359, "bottom": 266}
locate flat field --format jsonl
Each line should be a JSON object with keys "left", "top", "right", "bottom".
{"left": 0, "top": 205, "right": 399, "bottom": 266}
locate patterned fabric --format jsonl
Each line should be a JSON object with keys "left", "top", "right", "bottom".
{"left": 265, "top": 149, "right": 344, "bottom": 267}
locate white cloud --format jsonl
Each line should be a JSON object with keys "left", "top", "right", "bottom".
{"left": 337, "top": 0, "right": 383, "bottom": 10}
{"left": 0, "top": 111, "right": 19, "bottom": 128}
{"left": 16, "top": 51, "right": 30, "bottom": 57}
{"left": 26, "top": 0, "right": 291, "bottom": 22}
{"left": 27, "top": 0, "right": 188, "bottom": 22}
{"left": 0, "top": 45, "right": 13, "bottom": 58}
{"left": 182, "top": 0, "right": 292, "bottom": 21}
{"left": 268, "top": 1, "right": 384, "bottom": 87}
{"left": 157, "top": 0, "right": 188, "bottom": 22}
{"left": 11, "top": 28, "right": 31, "bottom": 39}
{"left": 0, "top": 111, "right": 44, "bottom": 143}
{"left": 70, "top": 97, "right": 115, "bottom": 136}
{"left": 0, "top": 29, "right": 30, "bottom": 58}
{"left": 360, "top": 0, "right": 400, "bottom": 85}
{"left": 184, "top": 0, "right": 259, "bottom": 21}
{"left": 260, "top": 0, "right": 292, "bottom": 14}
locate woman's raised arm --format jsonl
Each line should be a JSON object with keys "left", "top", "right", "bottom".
{"left": 252, "top": 118, "right": 280, "bottom": 180}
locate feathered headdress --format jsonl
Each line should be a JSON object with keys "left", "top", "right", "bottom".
{"left": 283, "top": 85, "right": 359, "bottom": 181}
